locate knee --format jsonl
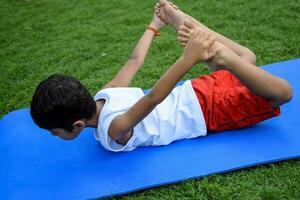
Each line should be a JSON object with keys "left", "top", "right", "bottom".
{"left": 240, "top": 47, "right": 256, "bottom": 65}
{"left": 271, "top": 79, "right": 293, "bottom": 107}
{"left": 280, "top": 79, "right": 293, "bottom": 103}
{"left": 245, "top": 48, "right": 257, "bottom": 65}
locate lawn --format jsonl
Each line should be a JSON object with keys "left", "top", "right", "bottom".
{"left": 0, "top": 0, "right": 299, "bottom": 199}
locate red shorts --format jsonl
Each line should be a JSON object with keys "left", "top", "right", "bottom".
{"left": 191, "top": 70, "right": 281, "bottom": 132}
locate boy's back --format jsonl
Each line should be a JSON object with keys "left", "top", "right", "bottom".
{"left": 94, "top": 80, "right": 206, "bottom": 152}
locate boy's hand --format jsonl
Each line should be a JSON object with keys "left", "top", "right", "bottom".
{"left": 182, "top": 28, "right": 216, "bottom": 65}
{"left": 150, "top": 2, "right": 167, "bottom": 30}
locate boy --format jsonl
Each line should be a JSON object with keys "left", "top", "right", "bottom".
{"left": 30, "top": 1, "right": 292, "bottom": 152}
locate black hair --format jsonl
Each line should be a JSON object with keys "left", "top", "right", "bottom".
{"left": 30, "top": 74, "right": 96, "bottom": 131}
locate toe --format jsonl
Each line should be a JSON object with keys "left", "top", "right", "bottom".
{"left": 159, "top": 0, "right": 167, "bottom": 7}
{"left": 155, "top": 3, "right": 162, "bottom": 16}
{"left": 155, "top": 3, "right": 160, "bottom": 9}
{"left": 168, "top": 1, "right": 179, "bottom": 10}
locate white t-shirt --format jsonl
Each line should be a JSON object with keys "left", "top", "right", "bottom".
{"left": 93, "top": 80, "right": 207, "bottom": 152}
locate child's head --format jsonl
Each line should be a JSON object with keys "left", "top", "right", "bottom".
{"left": 30, "top": 74, "right": 96, "bottom": 140}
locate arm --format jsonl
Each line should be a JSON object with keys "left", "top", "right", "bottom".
{"left": 102, "top": 17, "right": 166, "bottom": 89}
{"left": 109, "top": 28, "right": 217, "bottom": 142}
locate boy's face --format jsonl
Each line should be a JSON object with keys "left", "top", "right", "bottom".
{"left": 50, "top": 128, "right": 81, "bottom": 140}
{"left": 50, "top": 120, "right": 85, "bottom": 140}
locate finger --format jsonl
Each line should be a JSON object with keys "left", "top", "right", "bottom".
{"left": 184, "top": 20, "right": 196, "bottom": 30}
{"left": 206, "top": 35, "right": 217, "bottom": 49}
{"left": 201, "top": 29, "right": 208, "bottom": 38}
{"left": 208, "top": 42, "right": 219, "bottom": 54}
{"left": 206, "top": 41, "right": 218, "bottom": 60}
{"left": 190, "top": 28, "right": 200, "bottom": 40}
{"left": 192, "top": 28, "right": 202, "bottom": 43}
{"left": 201, "top": 32, "right": 213, "bottom": 48}
{"left": 197, "top": 28, "right": 205, "bottom": 41}
{"left": 204, "top": 30, "right": 212, "bottom": 40}
{"left": 201, "top": 31, "right": 211, "bottom": 46}
{"left": 207, "top": 48, "right": 218, "bottom": 59}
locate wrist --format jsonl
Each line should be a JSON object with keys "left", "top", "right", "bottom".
{"left": 149, "top": 21, "right": 162, "bottom": 31}
{"left": 147, "top": 25, "right": 160, "bottom": 37}
{"left": 181, "top": 52, "right": 203, "bottom": 66}
{"left": 179, "top": 55, "right": 197, "bottom": 67}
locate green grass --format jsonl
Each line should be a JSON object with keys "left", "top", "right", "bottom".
{"left": 1, "top": 0, "right": 300, "bottom": 199}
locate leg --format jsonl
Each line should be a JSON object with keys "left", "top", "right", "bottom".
{"left": 192, "top": 75, "right": 281, "bottom": 132}
{"left": 156, "top": 0, "right": 256, "bottom": 64}
{"left": 180, "top": 14, "right": 256, "bottom": 64}
{"left": 179, "top": 22, "right": 293, "bottom": 107}
{"left": 213, "top": 44, "right": 293, "bottom": 108}
{"left": 157, "top": 1, "right": 293, "bottom": 108}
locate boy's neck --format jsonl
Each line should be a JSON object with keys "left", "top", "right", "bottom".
{"left": 85, "top": 100, "right": 105, "bottom": 128}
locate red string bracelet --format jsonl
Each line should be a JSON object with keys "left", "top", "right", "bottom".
{"left": 147, "top": 26, "right": 161, "bottom": 37}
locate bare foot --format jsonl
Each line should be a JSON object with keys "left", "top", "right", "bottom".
{"left": 156, "top": 0, "right": 186, "bottom": 31}
{"left": 178, "top": 21, "right": 239, "bottom": 71}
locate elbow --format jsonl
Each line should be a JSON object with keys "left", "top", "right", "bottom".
{"left": 248, "top": 51, "right": 257, "bottom": 65}
{"left": 146, "top": 92, "right": 163, "bottom": 106}
{"left": 129, "top": 56, "right": 143, "bottom": 66}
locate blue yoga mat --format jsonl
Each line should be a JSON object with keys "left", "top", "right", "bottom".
{"left": 0, "top": 59, "right": 299, "bottom": 199}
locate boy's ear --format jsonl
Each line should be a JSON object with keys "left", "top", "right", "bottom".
{"left": 72, "top": 120, "right": 86, "bottom": 130}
